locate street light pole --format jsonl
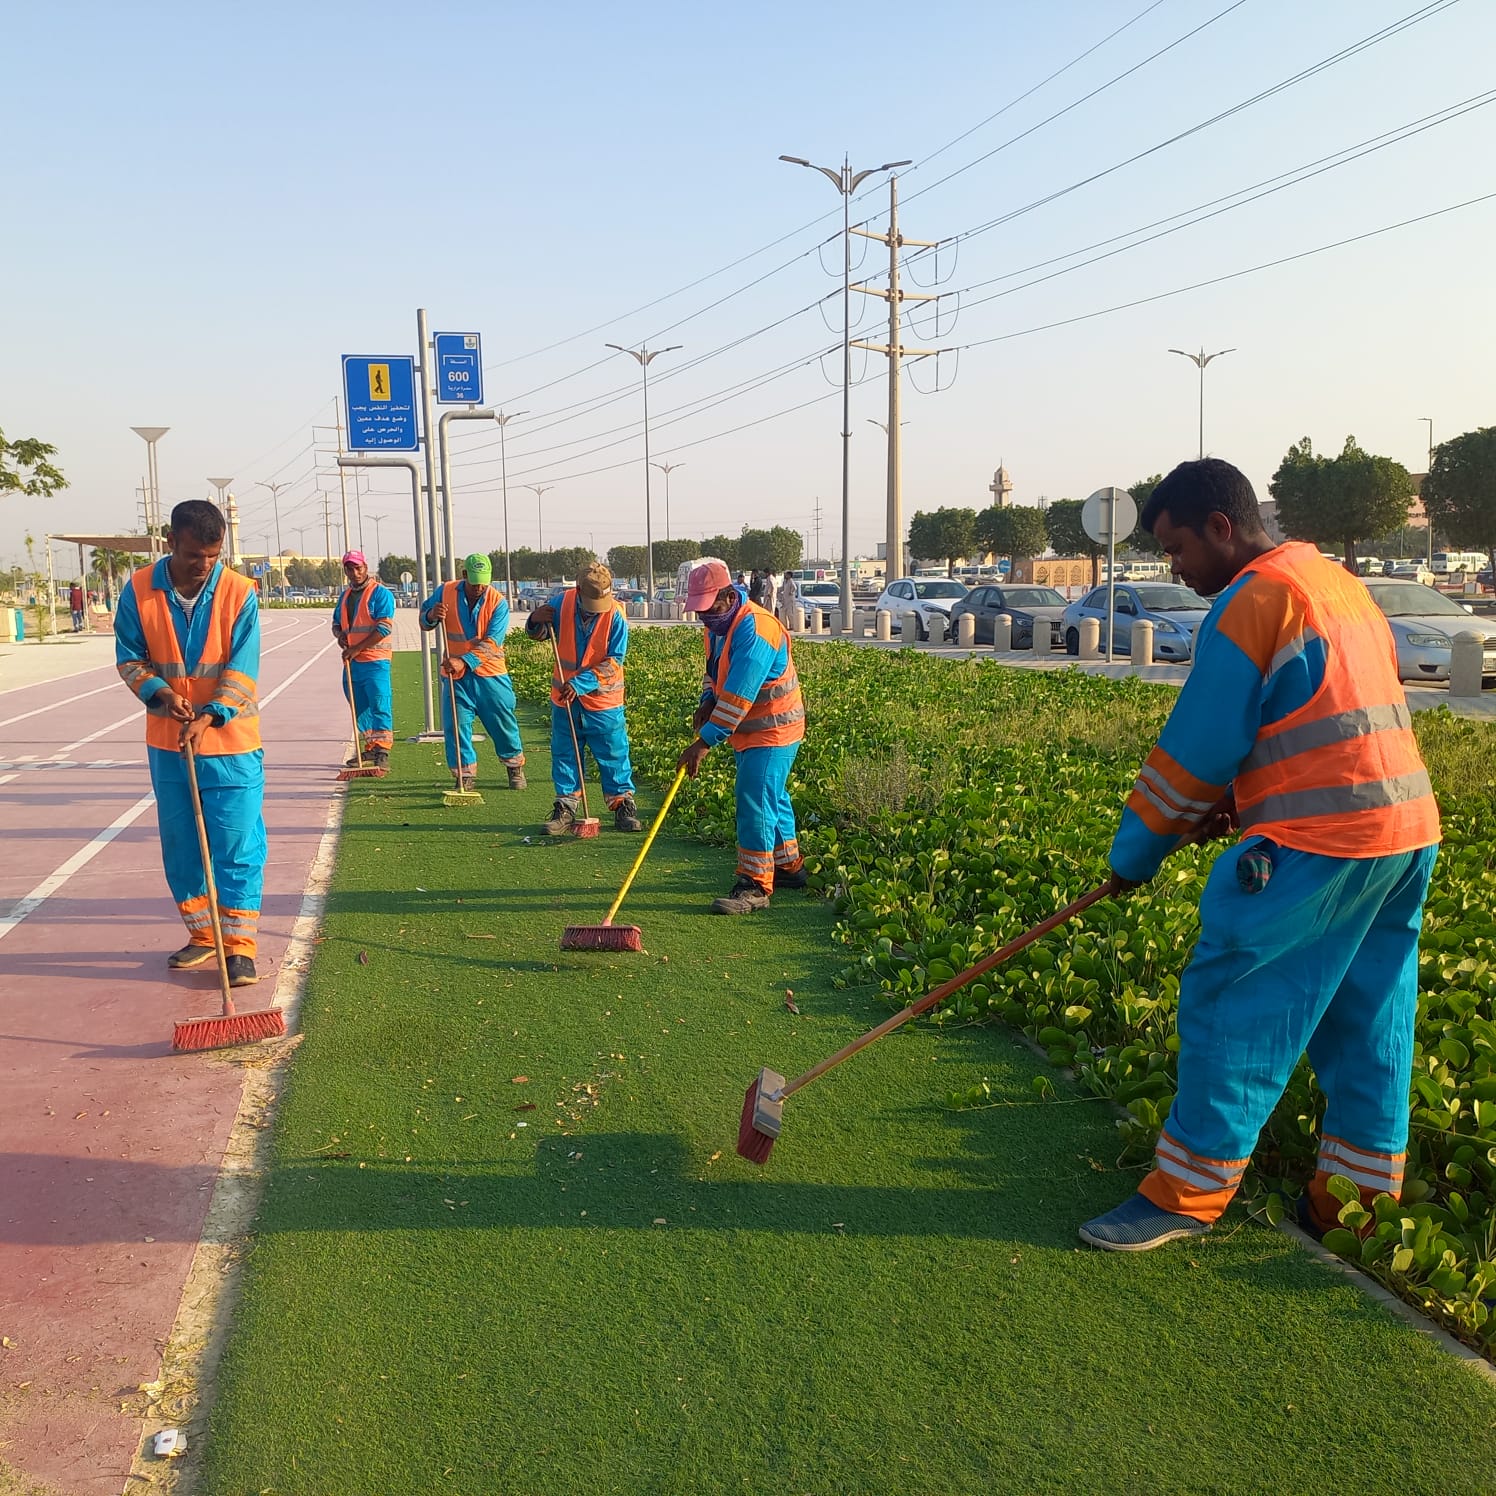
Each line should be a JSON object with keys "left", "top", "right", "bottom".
{"left": 524, "top": 485, "right": 554, "bottom": 582}
{"left": 494, "top": 409, "right": 529, "bottom": 602}
{"left": 650, "top": 461, "right": 684, "bottom": 541}
{"left": 369, "top": 514, "right": 387, "bottom": 571}
{"left": 781, "top": 154, "right": 909, "bottom": 630}
{"left": 130, "top": 427, "right": 169, "bottom": 557}
{"left": 1167, "top": 347, "right": 1235, "bottom": 459}
{"left": 606, "top": 343, "right": 682, "bottom": 604}
{"left": 256, "top": 480, "right": 289, "bottom": 597}
{"left": 1420, "top": 417, "right": 1434, "bottom": 569}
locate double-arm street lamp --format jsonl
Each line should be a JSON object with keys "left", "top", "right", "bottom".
{"left": 524, "top": 484, "right": 554, "bottom": 582}
{"left": 1167, "top": 346, "right": 1235, "bottom": 460}
{"left": 650, "top": 461, "right": 684, "bottom": 541}
{"left": 607, "top": 342, "right": 682, "bottom": 602}
{"left": 494, "top": 409, "right": 529, "bottom": 601}
{"left": 781, "top": 154, "right": 909, "bottom": 628}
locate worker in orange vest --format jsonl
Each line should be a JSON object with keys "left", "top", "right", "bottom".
{"left": 677, "top": 559, "right": 807, "bottom": 914}
{"left": 332, "top": 550, "right": 395, "bottom": 771}
{"left": 115, "top": 500, "right": 267, "bottom": 987}
{"left": 420, "top": 553, "right": 526, "bottom": 794}
{"left": 524, "top": 561, "right": 641, "bottom": 834}
{"left": 1079, "top": 459, "right": 1440, "bottom": 1252}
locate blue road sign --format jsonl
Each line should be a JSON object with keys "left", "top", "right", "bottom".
{"left": 342, "top": 355, "right": 419, "bottom": 450}
{"left": 434, "top": 332, "right": 483, "bottom": 404}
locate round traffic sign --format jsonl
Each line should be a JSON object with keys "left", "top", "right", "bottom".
{"left": 1081, "top": 487, "right": 1137, "bottom": 546}
{"left": 400, "top": 570, "right": 414, "bottom": 585}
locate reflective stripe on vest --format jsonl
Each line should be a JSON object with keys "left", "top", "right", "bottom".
{"left": 552, "top": 590, "right": 624, "bottom": 711}
{"left": 443, "top": 581, "right": 508, "bottom": 677}
{"left": 338, "top": 584, "right": 392, "bottom": 662}
{"left": 130, "top": 566, "right": 261, "bottom": 756}
{"left": 1232, "top": 548, "right": 1438, "bottom": 858}
{"left": 710, "top": 602, "right": 805, "bottom": 749}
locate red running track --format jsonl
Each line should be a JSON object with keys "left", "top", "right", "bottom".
{"left": 0, "top": 614, "right": 348, "bottom": 1493}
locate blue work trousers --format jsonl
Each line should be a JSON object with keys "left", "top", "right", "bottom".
{"left": 342, "top": 658, "right": 393, "bottom": 749}
{"left": 441, "top": 669, "right": 524, "bottom": 774}
{"left": 550, "top": 702, "right": 635, "bottom": 805}
{"left": 1139, "top": 838, "right": 1438, "bottom": 1223}
{"left": 733, "top": 741, "right": 803, "bottom": 893}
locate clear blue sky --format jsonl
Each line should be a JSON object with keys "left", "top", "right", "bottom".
{"left": 5, "top": 0, "right": 1494, "bottom": 574}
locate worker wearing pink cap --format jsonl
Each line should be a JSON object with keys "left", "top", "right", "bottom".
{"left": 677, "top": 558, "right": 807, "bottom": 914}
{"left": 333, "top": 551, "right": 395, "bottom": 770}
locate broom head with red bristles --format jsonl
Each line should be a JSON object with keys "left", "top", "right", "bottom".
{"left": 336, "top": 764, "right": 386, "bottom": 781}
{"left": 172, "top": 1004, "right": 286, "bottom": 1053}
{"left": 559, "top": 921, "right": 642, "bottom": 952}
{"left": 736, "top": 1067, "right": 785, "bottom": 1165}
{"left": 572, "top": 816, "right": 601, "bottom": 839}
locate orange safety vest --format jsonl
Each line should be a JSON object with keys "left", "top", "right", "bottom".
{"left": 551, "top": 590, "right": 624, "bottom": 711}
{"left": 128, "top": 564, "right": 261, "bottom": 755}
{"left": 442, "top": 581, "right": 508, "bottom": 677}
{"left": 1232, "top": 546, "right": 1439, "bottom": 857}
{"left": 336, "top": 583, "right": 392, "bottom": 662}
{"left": 707, "top": 602, "right": 805, "bottom": 749}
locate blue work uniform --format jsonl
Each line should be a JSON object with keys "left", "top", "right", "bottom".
{"left": 333, "top": 580, "right": 395, "bottom": 752}
{"left": 541, "top": 589, "right": 635, "bottom": 806}
{"left": 421, "top": 582, "right": 524, "bottom": 775}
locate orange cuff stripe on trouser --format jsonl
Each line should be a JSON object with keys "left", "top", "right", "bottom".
{"left": 174, "top": 900, "right": 258, "bottom": 958}
{"left": 1137, "top": 1130, "right": 1250, "bottom": 1221}
{"left": 774, "top": 837, "right": 804, "bottom": 872}
{"left": 1306, "top": 1136, "right": 1406, "bottom": 1233}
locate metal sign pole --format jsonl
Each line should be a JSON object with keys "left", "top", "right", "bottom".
{"left": 1105, "top": 491, "right": 1117, "bottom": 664}
{"left": 416, "top": 309, "right": 446, "bottom": 584}
{"left": 436, "top": 408, "right": 498, "bottom": 586}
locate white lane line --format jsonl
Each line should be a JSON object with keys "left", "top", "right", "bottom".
{"left": 0, "top": 793, "right": 159, "bottom": 942}
{"left": 0, "top": 681, "right": 122, "bottom": 729}
{"left": 0, "top": 635, "right": 339, "bottom": 942}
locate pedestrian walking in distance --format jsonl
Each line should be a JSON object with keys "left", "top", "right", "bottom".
{"left": 677, "top": 559, "right": 807, "bottom": 914}
{"left": 1078, "top": 459, "right": 1440, "bottom": 1253}
{"left": 332, "top": 550, "right": 395, "bottom": 771}
{"left": 525, "top": 561, "right": 642, "bottom": 834}
{"left": 115, "top": 500, "right": 267, "bottom": 986}
{"left": 69, "top": 579, "right": 86, "bottom": 632}
{"left": 421, "top": 553, "right": 526, "bottom": 795}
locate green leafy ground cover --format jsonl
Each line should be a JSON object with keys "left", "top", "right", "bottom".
{"left": 521, "top": 632, "right": 1496, "bottom": 1357}
{"left": 198, "top": 646, "right": 1496, "bottom": 1494}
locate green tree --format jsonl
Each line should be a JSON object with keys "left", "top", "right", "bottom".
{"left": 607, "top": 545, "right": 648, "bottom": 582}
{"left": 1421, "top": 425, "right": 1496, "bottom": 580}
{"left": 1270, "top": 436, "right": 1413, "bottom": 573}
{"left": 508, "top": 547, "right": 543, "bottom": 581}
{"left": 548, "top": 546, "right": 596, "bottom": 580}
{"left": 1, "top": 428, "right": 66, "bottom": 499}
{"left": 738, "top": 525, "right": 802, "bottom": 573}
{"left": 699, "top": 534, "right": 743, "bottom": 573}
{"left": 651, "top": 538, "right": 700, "bottom": 575}
{"left": 1042, "top": 499, "right": 1102, "bottom": 585}
{"left": 1126, "top": 474, "right": 1166, "bottom": 556}
{"left": 379, "top": 553, "right": 415, "bottom": 586}
{"left": 974, "top": 505, "right": 1047, "bottom": 565}
{"left": 907, "top": 507, "right": 977, "bottom": 576}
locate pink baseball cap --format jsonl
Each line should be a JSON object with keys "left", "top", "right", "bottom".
{"left": 342, "top": 550, "right": 368, "bottom": 567}
{"left": 683, "top": 558, "right": 733, "bottom": 613}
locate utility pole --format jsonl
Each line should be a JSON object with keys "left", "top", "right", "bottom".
{"left": 606, "top": 343, "right": 682, "bottom": 603}
{"left": 369, "top": 514, "right": 387, "bottom": 571}
{"left": 494, "top": 410, "right": 529, "bottom": 602}
{"left": 811, "top": 498, "right": 824, "bottom": 562}
{"left": 852, "top": 174, "right": 939, "bottom": 586}
{"left": 1168, "top": 346, "right": 1235, "bottom": 459}
{"left": 525, "top": 485, "right": 554, "bottom": 581}
{"left": 321, "top": 491, "right": 335, "bottom": 571}
{"left": 651, "top": 461, "right": 684, "bottom": 541}
{"left": 1419, "top": 417, "right": 1434, "bottom": 569}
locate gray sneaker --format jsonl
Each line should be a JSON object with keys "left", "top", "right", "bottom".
{"left": 507, "top": 765, "right": 528, "bottom": 791}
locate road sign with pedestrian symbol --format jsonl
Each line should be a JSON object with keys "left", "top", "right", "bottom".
{"left": 342, "top": 355, "right": 418, "bottom": 450}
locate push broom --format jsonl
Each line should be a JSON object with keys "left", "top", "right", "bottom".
{"left": 440, "top": 622, "right": 484, "bottom": 808}
{"left": 560, "top": 765, "right": 687, "bottom": 951}
{"left": 736, "top": 882, "right": 1112, "bottom": 1162}
{"left": 547, "top": 628, "right": 599, "bottom": 838}
{"left": 172, "top": 738, "right": 286, "bottom": 1052}
{"left": 336, "top": 660, "right": 385, "bottom": 781}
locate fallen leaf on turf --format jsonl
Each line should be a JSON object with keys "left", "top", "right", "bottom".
{"left": 513, "top": 1102, "right": 537, "bottom": 1112}
{"left": 357, "top": 950, "right": 369, "bottom": 965}
{"left": 653, "top": 1218, "right": 667, "bottom": 1225}
{"left": 511, "top": 1075, "right": 530, "bottom": 1084}
{"left": 784, "top": 996, "right": 800, "bottom": 1014}
{"left": 465, "top": 933, "right": 497, "bottom": 940}
{"left": 708, "top": 1151, "right": 721, "bottom": 1162}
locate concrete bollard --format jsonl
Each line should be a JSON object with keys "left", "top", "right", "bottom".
{"left": 792, "top": 606, "right": 805, "bottom": 634}
{"left": 901, "top": 609, "right": 922, "bottom": 646}
{"left": 1132, "top": 620, "right": 1155, "bottom": 666}
{"left": 956, "top": 612, "right": 976, "bottom": 648}
{"left": 992, "top": 613, "right": 1012, "bottom": 652}
{"left": 854, "top": 608, "right": 873, "bottom": 638}
{"left": 1079, "top": 616, "right": 1101, "bottom": 660}
{"left": 1450, "top": 631, "right": 1485, "bottom": 698}
{"left": 875, "top": 609, "right": 892, "bottom": 641}
{"left": 830, "top": 608, "right": 844, "bottom": 636}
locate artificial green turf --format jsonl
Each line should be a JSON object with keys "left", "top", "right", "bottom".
{"left": 201, "top": 656, "right": 1496, "bottom": 1495}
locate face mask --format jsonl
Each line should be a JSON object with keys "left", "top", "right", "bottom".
{"left": 704, "top": 595, "right": 742, "bottom": 636}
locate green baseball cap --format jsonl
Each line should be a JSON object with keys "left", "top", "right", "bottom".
{"left": 463, "top": 552, "right": 493, "bottom": 584}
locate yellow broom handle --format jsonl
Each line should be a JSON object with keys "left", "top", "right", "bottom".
{"left": 603, "top": 767, "right": 687, "bottom": 925}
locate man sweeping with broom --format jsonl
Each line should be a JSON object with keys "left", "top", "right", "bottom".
{"left": 677, "top": 558, "right": 806, "bottom": 915}
{"left": 420, "top": 553, "right": 526, "bottom": 796}
{"left": 1078, "top": 458, "right": 1440, "bottom": 1252}
{"left": 332, "top": 550, "right": 395, "bottom": 773}
{"left": 524, "top": 561, "right": 642, "bottom": 835}
{"left": 115, "top": 499, "right": 267, "bottom": 988}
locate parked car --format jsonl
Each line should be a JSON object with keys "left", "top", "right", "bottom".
{"left": 797, "top": 581, "right": 843, "bottom": 607}
{"left": 873, "top": 577, "right": 969, "bottom": 640}
{"left": 1385, "top": 561, "right": 1436, "bottom": 585}
{"left": 1362, "top": 579, "right": 1496, "bottom": 683}
{"left": 948, "top": 584, "right": 1069, "bottom": 648}
{"left": 1062, "top": 582, "right": 1210, "bottom": 660}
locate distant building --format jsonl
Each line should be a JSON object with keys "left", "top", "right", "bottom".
{"left": 988, "top": 464, "right": 1014, "bottom": 507}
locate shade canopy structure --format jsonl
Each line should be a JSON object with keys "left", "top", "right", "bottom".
{"left": 45, "top": 533, "right": 157, "bottom": 551}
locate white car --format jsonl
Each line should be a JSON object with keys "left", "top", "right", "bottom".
{"left": 1363, "top": 579, "right": 1496, "bottom": 683}
{"left": 874, "top": 577, "right": 969, "bottom": 640}
{"left": 1385, "top": 561, "right": 1436, "bottom": 585}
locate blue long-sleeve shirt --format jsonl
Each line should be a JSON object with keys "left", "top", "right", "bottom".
{"left": 697, "top": 592, "right": 792, "bottom": 748}
{"left": 333, "top": 581, "right": 394, "bottom": 651}
{"left": 1109, "top": 547, "right": 1329, "bottom": 884}
{"left": 543, "top": 590, "right": 628, "bottom": 697}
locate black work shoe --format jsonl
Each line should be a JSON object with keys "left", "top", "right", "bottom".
{"left": 343, "top": 753, "right": 363, "bottom": 768}
{"left": 711, "top": 878, "right": 771, "bottom": 915}
{"left": 456, "top": 772, "right": 477, "bottom": 793}
{"left": 369, "top": 748, "right": 390, "bottom": 770}
{"left": 543, "top": 797, "right": 581, "bottom": 835}
{"left": 774, "top": 866, "right": 809, "bottom": 890}
{"left": 226, "top": 955, "right": 259, "bottom": 987}
{"left": 613, "top": 795, "right": 643, "bottom": 832}
{"left": 168, "top": 943, "right": 215, "bottom": 970}
{"left": 507, "top": 765, "right": 528, "bottom": 791}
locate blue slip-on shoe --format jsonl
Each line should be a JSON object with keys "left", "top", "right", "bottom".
{"left": 1079, "top": 1193, "right": 1212, "bottom": 1252}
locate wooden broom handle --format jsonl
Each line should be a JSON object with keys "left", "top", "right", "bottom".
{"left": 548, "top": 626, "right": 591, "bottom": 821}
{"left": 344, "top": 658, "right": 365, "bottom": 770}
{"left": 778, "top": 883, "right": 1111, "bottom": 1101}
{"left": 183, "top": 736, "right": 236, "bottom": 1017}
